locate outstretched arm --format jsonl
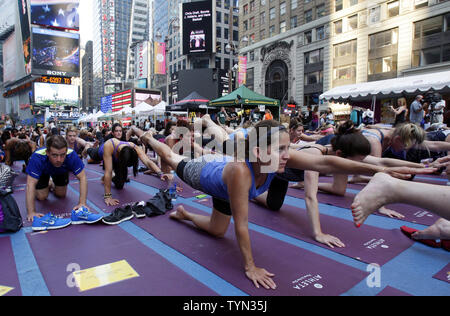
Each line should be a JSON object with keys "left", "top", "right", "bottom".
{"left": 226, "top": 164, "right": 276, "bottom": 290}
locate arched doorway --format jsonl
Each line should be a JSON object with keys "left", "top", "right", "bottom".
{"left": 265, "top": 60, "right": 288, "bottom": 103}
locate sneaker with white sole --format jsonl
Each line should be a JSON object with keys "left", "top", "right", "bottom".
{"left": 102, "top": 207, "right": 134, "bottom": 225}
{"left": 32, "top": 213, "right": 72, "bottom": 231}
{"left": 71, "top": 207, "right": 103, "bottom": 225}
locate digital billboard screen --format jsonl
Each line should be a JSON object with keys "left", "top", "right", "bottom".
{"left": 182, "top": 1, "right": 214, "bottom": 55}
{"left": 31, "top": 27, "right": 80, "bottom": 77}
{"left": 33, "top": 82, "right": 79, "bottom": 107}
{"left": 30, "top": 0, "right": 80, "bottom": 30}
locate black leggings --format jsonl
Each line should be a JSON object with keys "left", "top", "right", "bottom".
{"left": 266, "top": 176, "right": 290, "bottom": 211}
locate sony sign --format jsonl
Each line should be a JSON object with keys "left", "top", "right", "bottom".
{"left": 46, "top": 70, "right": 68, "bottom": 76}
{"left": 135, "top": 41, "right": 149, "bottom": 80}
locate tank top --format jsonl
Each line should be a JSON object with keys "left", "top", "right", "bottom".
{"left": 199, "top": 156, "right": 276, "bottom": 201}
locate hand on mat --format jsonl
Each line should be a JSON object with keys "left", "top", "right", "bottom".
{"left": 160, "top": 173, "right": 172, "bottom": 181}
{"left": 104, "top": 197, "right": 120, "bottom": 206}
{"left": 384, "top": 166, "right": 437, "bottom": 179}
{"left": 27, "top": 212, "right": 44, "bottom": 222}
{"left": 378, "top": 206, "right": 405, "bottom": 219}
{"left": 430, "top": 156, "right": 450, "bottom": 168}
{"left": 245, "top": 266, "right": 276, "bottom": 290}
{"left": 315, "top": 233, "right": 345, "bottom": 249}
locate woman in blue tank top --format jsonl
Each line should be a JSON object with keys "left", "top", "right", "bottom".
{"left": 141, "top": 120, "right": 290, "bottom": 290}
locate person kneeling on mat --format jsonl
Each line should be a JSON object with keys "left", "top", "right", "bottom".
{"left": 25, "top": 135, "right": 89, "bottom": 222}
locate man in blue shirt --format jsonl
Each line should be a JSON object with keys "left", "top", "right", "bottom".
{"left": 25, "top": 135, "right": 88, "bottom": 222}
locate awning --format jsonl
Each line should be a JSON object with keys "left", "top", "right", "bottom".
{"left": 320, "top": 70, "right": 450, "bottom": 103}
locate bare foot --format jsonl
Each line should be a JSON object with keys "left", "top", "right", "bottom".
{"left": 413, "top": 219, "right": 450, "bottom": 240}
{"left": 351, "top": 173, "right": 395, "bottom": 227}
{"left": 169, "top": 205, "right": 190, "bottom": 221}
{"left": 289, "top": 182, "right": 304, "bottom": 189}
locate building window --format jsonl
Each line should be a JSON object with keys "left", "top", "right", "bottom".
{"left": 413, "top": 45, "right": 450, "bottom": 67}
{"left": 305, "top": 0, "right": 312, "bottom": 3}
{"left": 250, "top": 0, "right": 255, "bottom": 11}
{"left": 414, "top": 15, "right": 443, "bottom": 38}
{"left": 305, "top": 71, "right": 323, "bottom": 85}
{"left": 349, "top": 0, "right": 358, "bottom": 6}
{"left": 334, "top": 40, "right": 357, "bottom": 58}
{"left": 261, "top": 0, "right": 266, "bottom": 5}
{"left": 387, "top": 1, "right": 399, "bottom": 18}
{"left": 243, "top": 20, "right": 248, "bottom": 31}
{"left": 291, "top": 16, "right": 298, "bottom": 28}
{"left": 291, "top": 0, "right": 298, "bottom": 10}
{"left": 304, "top": 30, "right": 312, "bottom": 44}
{"left": 250, "top": 17, "right": 255, "bottom": 28}
{"left": 305, "top": 9, "right": 313, "bottom": 23}
{"left": 250, "top": 34, "right": 255, "bottom": 44}
{"left": 368, "top": 56, "right": 397, "bottom": 75}
{"left": 270, "top": 7, "right": 276, "bottom": 20}
{"left": 280, "top": 21, "right": 286, "bottom": 33}
{"left": 217, "top": 11, "right": 222, "bottom": 23}
{"left": 305, "top": 49, "right": 323, "bottom": 64}
{"left": 333, "top": 65, "right": 356, "bottom": 80}
{"left": 260, "top": 29, "right": 266, "bottom": 40}
{"left": 316, "top": 4, "right": 325, "bottom": 18}
{"left": 369, "top": 6, "right": 381, "bottom": 24}
{"left": 335, "top": 0, "right": 343, "bottom": 12}
{"left": 348, "top": 14, "right": 358, "bottom": 31}
{"left": 369, "top": 28, "right": 398, "bottom": 50}
{"left": 280, "top": 2, "right": 286, "bottom": 15}
{"left": 316, "top": 26, "right": 325, "bottom": 40}
{"left": 260, "top": 12, "right": 266, "bottom": 25}
{"left": 269, "top": 25, "right": 275, "bottom": 37}
{"left": 243, "top": 4, "right": 249, "bottom": 15}
{"left": 216, "top": 27, "right": 222, "bottom": 38}
{"left": 415, "top": 0, "right": 428, "bottom": 9}
{"left": 334, "top": 20, "right": 343, "bottom": 34}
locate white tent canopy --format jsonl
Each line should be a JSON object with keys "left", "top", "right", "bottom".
{"left": 145, "top": 101, "right": 166, "bottom": 115}
{"left": 320, "top": 70, "right": 450, "bottom": 102}
{"left": 135, "top": 101, "right": 153, "bottom": 115}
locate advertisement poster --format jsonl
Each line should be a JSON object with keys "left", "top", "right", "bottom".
{"left": 30, "top": 0, "right": 79, "bottom": 30}
{"left": 182, "top": 0, "right": 213, "bottom": 55}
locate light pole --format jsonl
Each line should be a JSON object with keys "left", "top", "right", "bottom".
{"left": 225, "top": 36, "right": 248, "bottom": 93}
{"left": 155, "top": 18, "right": 179, "bottom": 104}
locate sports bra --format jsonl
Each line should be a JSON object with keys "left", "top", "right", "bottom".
{"left": 361, "top": 128, "right": 385, "bottom": 144}
{"left": 98, "top": 139, "right": 135, "bottom": 162}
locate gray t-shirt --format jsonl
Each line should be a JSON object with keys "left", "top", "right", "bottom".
{"left": 409, "top": 100, "right": 423, "bottom": 124}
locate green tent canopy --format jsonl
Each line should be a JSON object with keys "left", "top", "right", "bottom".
{"left": 209, "top": 85, "right": 280, "bottom": 107}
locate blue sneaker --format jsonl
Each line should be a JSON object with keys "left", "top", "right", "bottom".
{"left": 32, "top": 213, "right": 72, "bottom": 231}
{"left": 71, "top": 207, "right": 103, "bottom": 225}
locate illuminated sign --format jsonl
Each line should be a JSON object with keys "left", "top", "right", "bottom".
{"left": 38, "top": 76, "right": 72, "bottom": 84}
{"left": 182, "top": 1, "right": 214, "bottom": 55}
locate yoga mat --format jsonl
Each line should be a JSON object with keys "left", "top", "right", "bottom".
{"left": 376, "top": 286, "right": 413, "bottom": 296}
{"left": 25, "top": 224, "right": 217, "bottom": 296}
{"left": 0, "top": 237, "right": 22, "bottom": 296}
{"left": 286, "top": 188, "right": 439, "bottom": 226}
{"left": 433, "top": 263, "right": 450, "bottom": 284}
{"left": 132, "top": 173, "right": 203, "bottom": 199}
{"left": 70, "top": 180, "right": 154, "bottom": 213}
{"left": 196, "top": 198, "right": 414, "bottom": 266}
{"left": 132, "top": 204, "right": 369, "bottom": 296}
{"left": 13, "top": 185, "right": 87, "bottom": 228}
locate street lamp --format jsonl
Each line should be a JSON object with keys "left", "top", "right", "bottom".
{"left": 155, "top": 17, "right": 180, "bottom": 104}
{"left": 225, "top": 36, "right": 248, "bottom": 93}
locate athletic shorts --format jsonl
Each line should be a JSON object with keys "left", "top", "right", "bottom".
{"left": 87, "top": 147, "right": 102, "bottom": 162}
{"left": 176, "top": 157, "right": 233, "bottom": 216}
{"left": 35, "top": 173, "right": 69, "bottom": 190}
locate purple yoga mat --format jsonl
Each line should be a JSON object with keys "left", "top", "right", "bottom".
{"left": 70, "top": 180, "right": 154, "bottom": 213}
{"left": 376, "top": 286, "right": 413, "bottom": 296}
{"left": 433, "top": 263, "right": 450, "bottom": 284}
{"left": 132, "top": 204, "right": 369, "bottom": 296}
{"left": 287, "top": 188, "right": 440, "bottom": 226}
{"left": 196, "top": 198, "right": 414, "bottom": 266}
{"left": 132, "top": 173, "right": 204, "bottom": 198}
{"left": 0, "top": 237, "right": 22, "bottom": 296}
{"left": 13, "top": 185, "right": 87, "bottom": 228}
{"left": 25, "top": 224, "right": 217, "bottom": 296}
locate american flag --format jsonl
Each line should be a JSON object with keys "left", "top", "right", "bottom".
{"left": 100, "top": 90, "right": 132, "bottom": 113}
{"left": 112, "top": 90, "right": 132, "bottom": 112}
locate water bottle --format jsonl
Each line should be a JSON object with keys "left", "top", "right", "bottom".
{"left": 168, "top": 170, "right": 177, "bottom": 197}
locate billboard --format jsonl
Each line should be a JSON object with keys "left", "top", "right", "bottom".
{"left": 33, "top": 82, "right": 79, "bottom": 108}
{"left": 2, "top": 32, "right": 17, "bottom": 83}
{"left": 135, "top": 89, "right": 162, "bottom": 107}
{"left": 18, "top": 0, "right": 32, "bottom": 75}
{"left": 31, "top": 27, "right": 80, "bottom": 77}
{"left": 134, "top": 41, "right": 149, "bottom": 80}
{"left": 154, "top": 42, "right": 166, "bottom": 75}
{"left": 182, "top": 1, "right": 214, "bottom": 55}
{"left": 30, "top": 0, "right": 80, "bottom": 30}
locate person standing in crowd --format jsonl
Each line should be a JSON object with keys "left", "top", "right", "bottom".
{"left": 409, "top": 95, "right": 427, "bottom": 126}
{"left": 391, "top": 98, "right": 408, "bottom": 127}
{"left": 264, "top": 109, "right": 273, "bottom": 120}
{"left": 217, "top": 107, "right": 229, "bottom": 126}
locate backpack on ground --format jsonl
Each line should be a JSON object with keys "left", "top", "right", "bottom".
{"left": 0, "top": 189, "right": 23, "bottom": 233}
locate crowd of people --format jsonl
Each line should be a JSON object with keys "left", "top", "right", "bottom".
{"left": 1, "top": 95, "right": 450, "bottom": 290}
